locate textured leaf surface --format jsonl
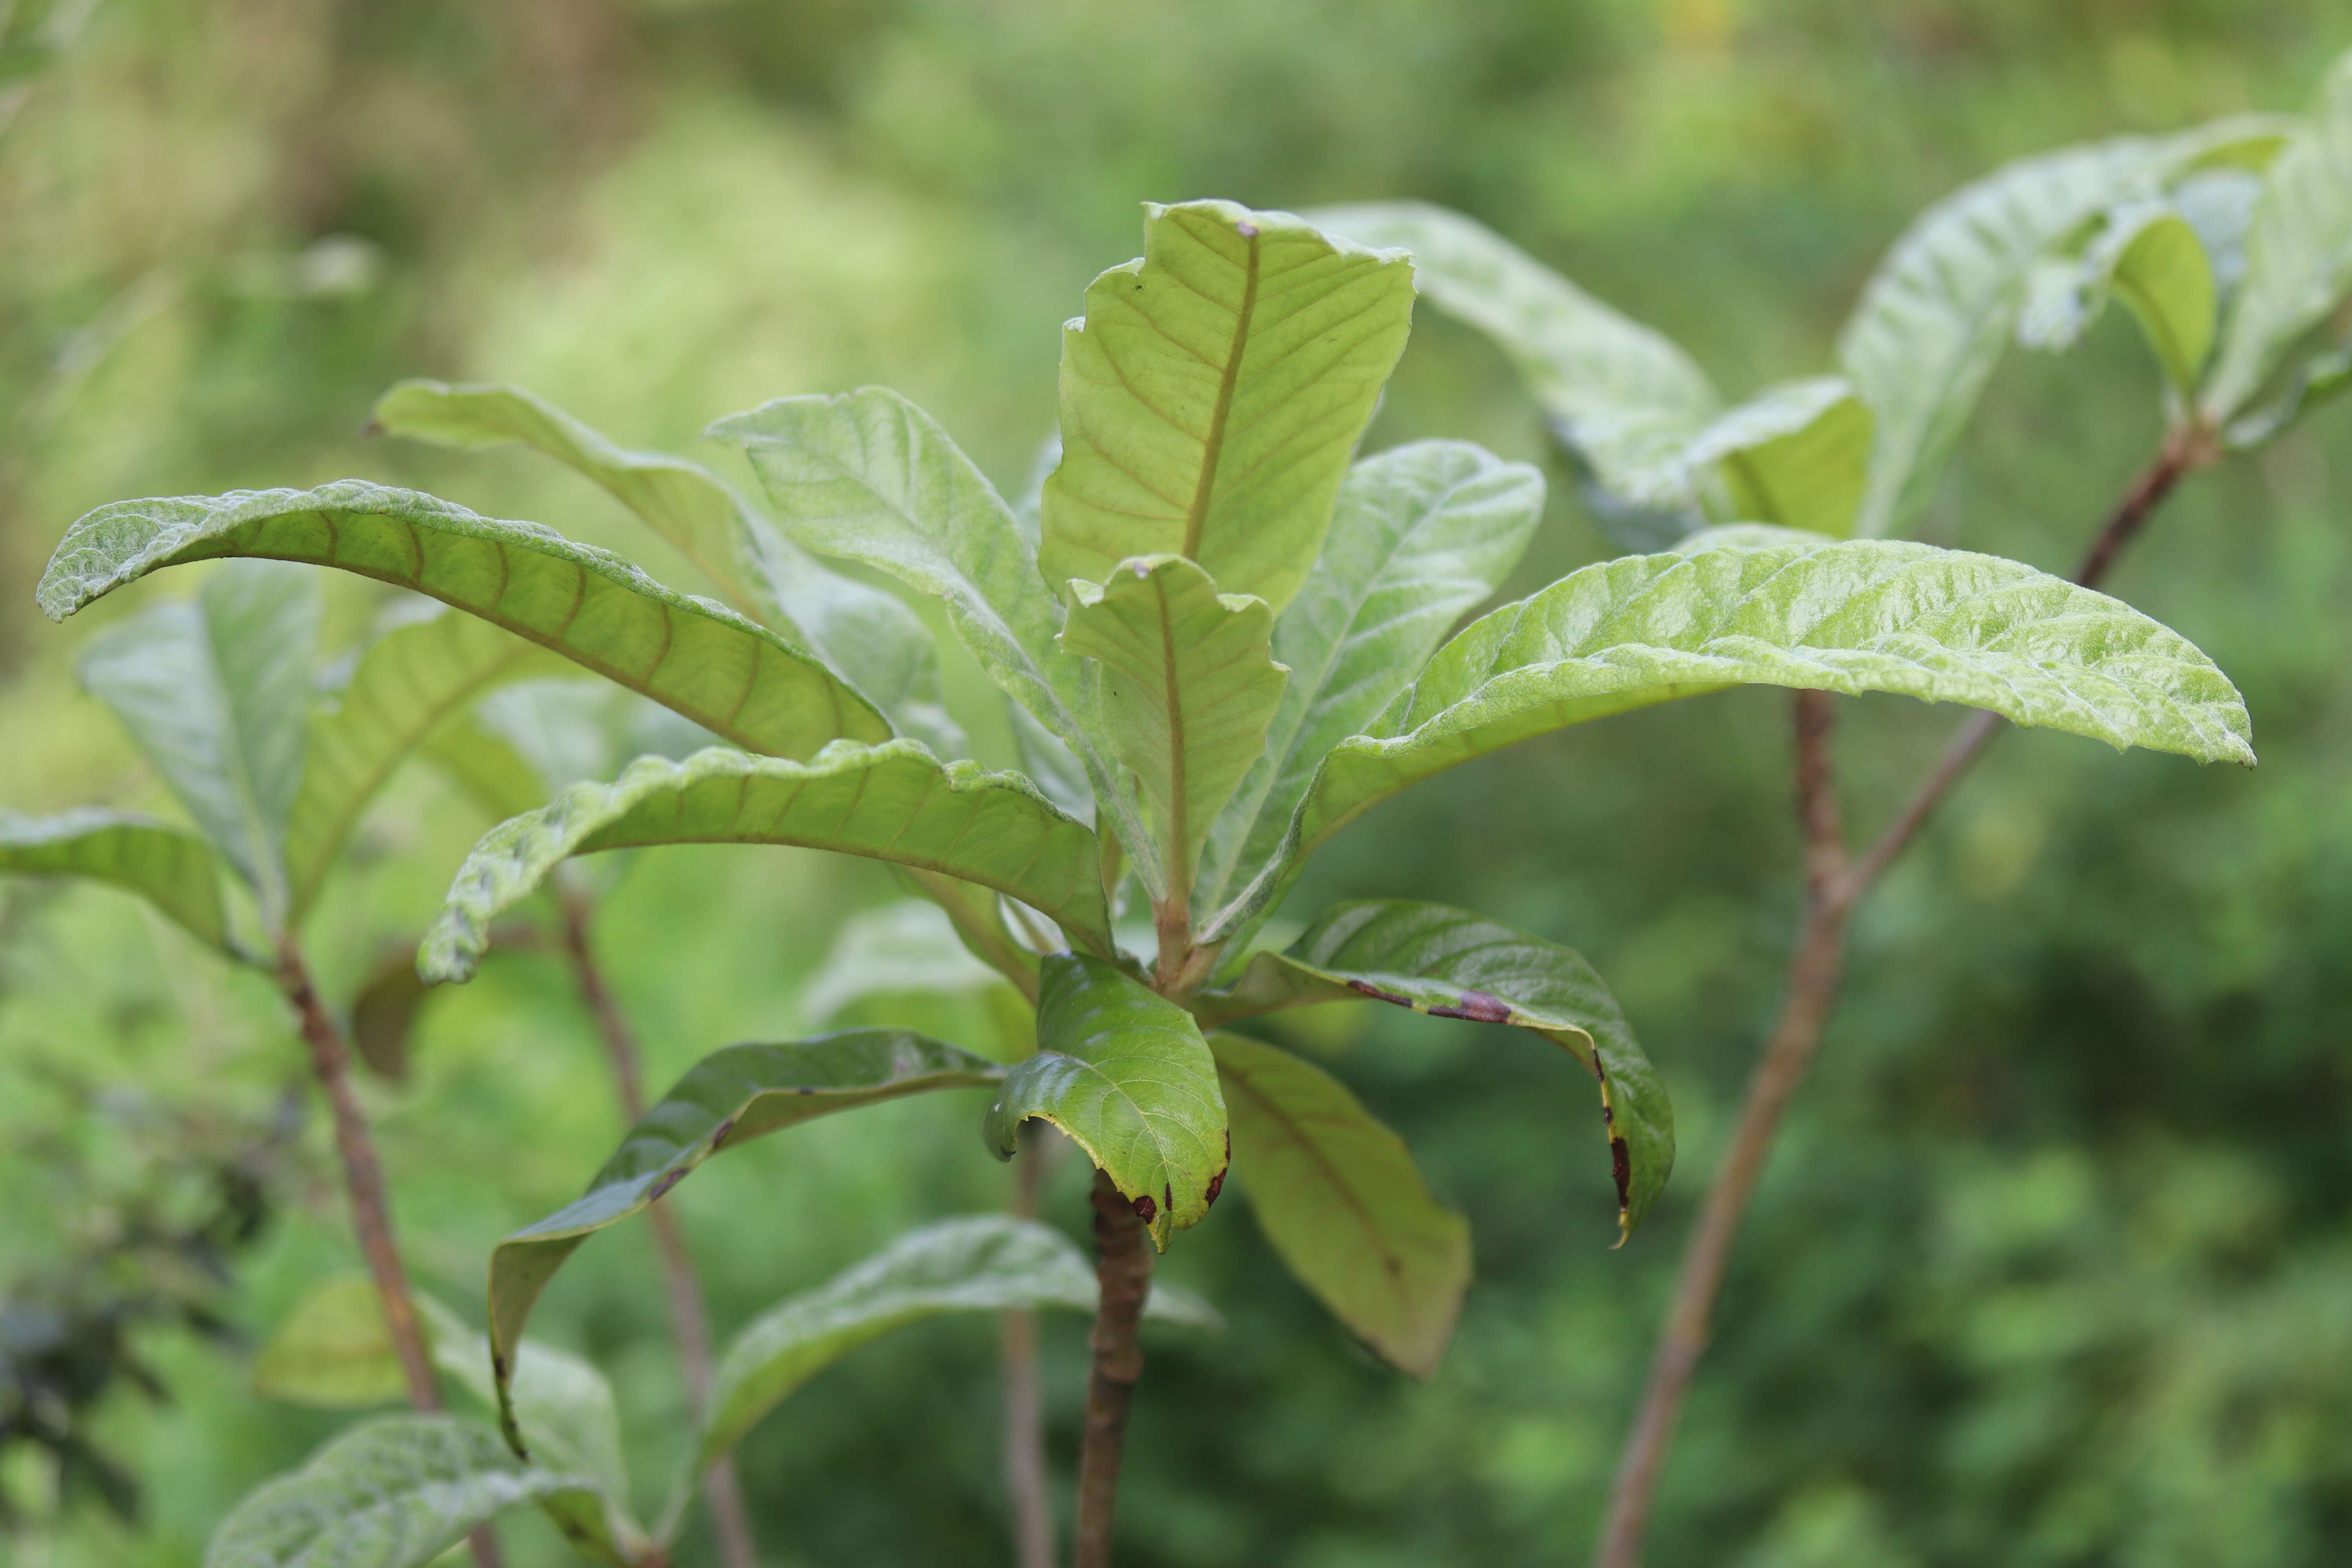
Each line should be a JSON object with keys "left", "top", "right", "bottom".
{"left": 1061, "top": 555, "right": 1287, "bottom": 895}
{"left": 485, "top": 1032, "right": 1002, "bottom": 1443}
{"left": 982, "top": 953, "right": 1227, "bottom": 1248}
{"left": 1687, "top": 377, "right": 1875, "bottom": 537}
{"left": 1198, "top": 441, "right": 1540, "bottom": 915}
{"left": 0, "top": 809, "right": 231, "bottom": 953}
{"left": 202, "top": 1414, "right": 588, "bottom": 1568}
{"left": 38, "top": 481, "right": 890, "bottom": 761}
{"left": 421, "top": 742, "right": 1111, "bottom": 983}
{"left": 78, "top": 560, "right": 320, "bottom": 924}
{"left": 695, "top": 1215, "right": 1216, "bottom": 1471}
{"left": 1040, "top": 200, "right": 1416, "bottom": 611}
{"left": 1201, "top": 901, "right": 1669, "bottom": 1237}
{"left": 1209, "top": 1033, "right": 1469, "bottom": 1374}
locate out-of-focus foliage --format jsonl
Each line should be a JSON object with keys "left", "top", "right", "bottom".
{"left": 2, "top": 2, "right": 2349, "bottom": 1566}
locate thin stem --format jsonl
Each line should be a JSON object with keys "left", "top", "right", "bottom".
{"left": 555, "top": 884, "right": 757, "bottom": 1568}
{"left": 1002, "top": 1138, "right": 1057, "bottom": 1568}
{"left": 1074, "top": 1167, "right": 1153, "bottom": 1568}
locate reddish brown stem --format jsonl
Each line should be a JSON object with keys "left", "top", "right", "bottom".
{"left": 1003, "top": 1139, "right": 1057, "bottom": 1568}
{"left": 1074, "top": 1166, "right": 1153, "bottom": 1568}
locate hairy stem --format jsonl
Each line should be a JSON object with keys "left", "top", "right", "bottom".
{"left": 555, "top": 885, "right": 757, "bottom": 1568}
{"left": 1593, "top": 433, "right": 2210, "bottom": 1568}
{"left": 1003, "top": 1138, "right": 1057, "bottom": 1568}
{"left": 1075, "top": 1166, "right": 1153, "bottom": 1568}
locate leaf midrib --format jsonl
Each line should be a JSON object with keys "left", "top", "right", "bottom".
{"left": 1181, "top": 223, "right": 1263, "bottom": 561}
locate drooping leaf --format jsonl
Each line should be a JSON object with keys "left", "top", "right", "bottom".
{"left": 1686, "top": 377, "right": 1875, "bottom": 537}
{"left": 38, "top": 481, "right": 892, "bottom": 762}
{"left": 2019, "top": 202, "right": 2218, "bottom": 394}
{"left": 1060, "top": 555, "right": 1288, "bottom": 896}
{"left": 1198, "top": 441, "right": 1541, "bottom": 915}
{"left": 77, "top": 560, "right": 321, "bottom": 925}
{"left": 419, "top": 742, "right": 1111, "bottom": 983}
{"left": 1210, "top": 539, "right": 2255, "bottom": 940}
{"left": 691, "top": 1215, "right": 1217, "bottom": 1476}
{"left": 1201, "top": 902, "right": 1668, "bottom": 1237}
{"left": 0, "top": 809, "right": 232, "bottom": 954}
{"left": 1040, "top": 200, "right": 1417, "bottom": 612}
{"left": 1206, "top": 1033, "right": 1469, "bottom": 1375}
{"left": 201, "top": 1414, "right": 590, "bottom": 1568}
{"left": 485, "top": 1032, "right": 1002, "bottom": 1442}
{"left": 982, "top": 953, "right": 1228, "bottom": 1248}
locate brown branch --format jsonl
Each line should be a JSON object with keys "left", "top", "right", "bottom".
{"left": 1003, "top": 1138, "right": 1058, "bottom": 1568}
{"left": 1074, "top": 1166, "right": 1153, "bottom": 1568}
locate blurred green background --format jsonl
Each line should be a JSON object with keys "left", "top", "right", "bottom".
{"left": 4, "top": 1, "right": 2351, "bottom": 1564}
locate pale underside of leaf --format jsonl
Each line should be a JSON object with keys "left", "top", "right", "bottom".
{"left": 1689, "top": 377, "right": 1876, "bottom": 537}
{"left": 0, "top": 808, "right": 232, "bottom": 953}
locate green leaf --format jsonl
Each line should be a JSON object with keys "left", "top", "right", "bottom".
{"left": 1307, "top": 202, "right": 1719, "bottom": 524}
{"left": 0, "top": 809, "right": 232, "bottom": 954}
{"left": 485, "top": 1031, "right": 1003, "bottom": 1445}
{"left": 891, "top": 864, "right": 1044, "bottom": 1003}
{"left": 2205, "top": 54, "right": 2352, "bottom": 426}
{"left": 467, "top": 676, "right": 717, "bottom": 798}
{"left": 1198, "top": 441, "right": 1541, "bottom": 916}
{"left": 251, "top": 1276, "right": 410, "bottom": 1409}
{"left": 1689, "top": 377, "right": 1875, "bottom": 537}
{"left": 1212, "top": 539, "right": 2255, "bottom": 940}
{"left": 1061, "top": 555, "right": 1288, "bottom": 897}
{"left": 284, "top": 608, "right": 561, "bottom": 920}
{"left": 38, "top": 480, "right": 892, "bottom": 762}
{"left": 1207, "top": 1033, "right": 1469, "bottom": 1376}
{"left": 78, "top": 560, "right": 321, "bottom": 925}
{"left": 801, "top": 899, "right": 1006, "bottom": 1023}
{"left": 982, "top": 953, "right": 1227, "bottom": 1249}
{"left": 202, "top": 1414, "right": 590, "bottom": 1568}
{"left": 374, "top": 380, "right": 964, "bottom": 755}
{"left": 420, "top": 741, "right": 1111, "bottom": 984}
{"left": 2019, "top": 203, "right": 2218, "bottom": 394}
{"left": 1040, "top": 200, "right": 1417, "bottom": 612}
{"left": 691, "top": 1214, "right": 1217, "bottom": 1475}
{"left": 1201, "top": 902, "right": 1668, "bottom": 1238}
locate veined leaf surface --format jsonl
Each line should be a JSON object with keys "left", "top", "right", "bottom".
{"left": 1209, "top": 1033, "right": 1470, "bottom": 1375}
{"left": 982, "top": 953, "right": 1227, "bottom": 1248}
{"left": 0, "top": 809, "right": 232, "bottom": 954}
{"left": 38, "top": 480, "right": 890, "bottom": 761}
{"left": 421, "top": 741, "right": 1111, "bottom": 983}
{"left": 1198, "top": 441, "right": 1540, "bottom": 915}
{"left": 1202, "top": 901, "right": 1669, "bottom": 1237}
{"left": 1041, "top": 200, "right": 1416, "bottom": 611}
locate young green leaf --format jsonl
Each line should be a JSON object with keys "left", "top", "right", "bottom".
{"left": 1201, "top": 901, "right": 1669, "bottom": 1238}
{"left": 690, "top": 1215, "right": 1217, "bottom": 1477}
{"left": 251, "top": 1276, "right": 412, "bottom": 1409}
{"left": 201, "top": 1414, "right": 592, "bottom": 1568}
{"left": 1208, "top": 1033, "right": 1470, "bottom": 1376}
{"left": 420, "top": 741, "right": 1112, "bottom": 983}
{"left": 1060, "top": 555, "right": 1288, "bottom": 896}
{"left": 78, "top": 560, "right": 321, "bottom": 926}
{"left": 1041, "top": 200, "right": 1417, "bottom": 612}
{"left": 2020, "top": 202, "right": 2218, "bottom": 394}
{"left": 1686, "top": 377, "right": 1875, "bottom": 538}
{"left": 982, "top": 953, "right": 1228, "bottom": 1249}
{"left": 38, "top": 480, "right": 891, "bottom": 761}
{"left": 1198, "top": 441, "right": 1541, "bottom": 915}
{"left": 485, "top": 1032, "right": 1003, "bottom": 1447}
{"left": 1214, "top": 538, "right": 2256, "bottom": 941}
{"left": 0, "top": 809, "right": 232, "bottom": 954}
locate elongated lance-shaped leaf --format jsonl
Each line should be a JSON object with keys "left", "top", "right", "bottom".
{"left": 1041, "top": 200, "right": 1417, "bottom": 612}
{"left": 1202, "top": 902, "right": 1669, "bottom": 1238}
{"left": 0, "top": 809, "right": 233, "bottom": 954}
{"left": 421, "top": 741, "right": 1110, "bottom": 982}
{"left": 38, "top": 481, "right": 892, "bottom": 765}
{"left": 78, "top": 560, "right": 320, "bottom": 926}
{"left": 285, "top": 608, "right": 563, "bottom": 920}
{"left": 982, "top": 953, "right": 1228, "bottom": 1249}
{"left": 373, "top": 380, "right": 964, "bottom": 755}
{"left": 1198, "top": 441, "right": 1540, "bottom": 915}
{"left": 690, "top": 1215, "right": 1218, "bottom": 1479}
{"left": 710, "top": 388, "right": 1158, "bottom": 887}
{"left": 1060, "top": 555, "right": 1287, "bottom": 898}
{"left": 1209, "top": 539, "right": 2256, "bottom": 942}
{"left": 2205, "top": 53, "right": 2352, "bottom": 429}
{"left": 202, "top": 1414, "right": 593, "bottom": 1568}
{"left": 2020, "top": 201, "right": 2219, "bottom": 395}
{"left": 485, "top": 1031, "right": 1003, "bottom": 1452}
{"left": 1208, "top": 1033, "right": 1469, "bottom": 1375}
{"left": 1686, "top": 377, "right": 1875, "bottom": 538}
{"left": 1308, "top": 202, "right": 1719, "bottom": 524}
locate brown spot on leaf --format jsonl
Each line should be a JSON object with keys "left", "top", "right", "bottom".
{"left": 1346, "top": 978, "right": 1415, "bottom": 1008}
{"left": 1236, "top": 220, "right": 1260, "bottom": 238}
{"left": 1610, "top": 1138, "right": 1632, "bottom": 1211}
{"left": 1430, "top": 989, "right": 1513, "bottom": 1024}
{"left": 647, "top": 1167, "right": 686, "bottom": 1203}
{"left": 1204, "top": 1168, "right": 1225, "bottom": 1207}
{"left": 709, "top": 1117, "right": 737, "bottom": 1149}
{"left": 1163, "top": 1182, "right": 1174, "bottom": 1216}
{"left": 1132, "top": 1193, "right": 1158, "bottom": 1223}
{"left": 491, "top": 1354, "right": 506, "bottom": 1381}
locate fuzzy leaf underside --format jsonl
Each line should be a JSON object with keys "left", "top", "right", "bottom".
{"left": 1041, "top": 200, "right": 1417, "bottom": 612}
{"left": 0, "top": 809, "right": 232, "bottom": 953}
{"left": 1200, "top": 900, "right": 1670, "bottom": 1238}
{"left": 419, "top": 742, "right": 1112, "bottom": 983}
{"left": 484, "top": 1031, "right": 1003, "bottom": 1451}
{"left": 1209, "top": 1033, "right": 1471, "bottom": 1376}
{"left": 982, "top": 953, "right": 1228, "bottom": 1248}
{"left": 37, "top": 481, "right": 891, "bottom": 763}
